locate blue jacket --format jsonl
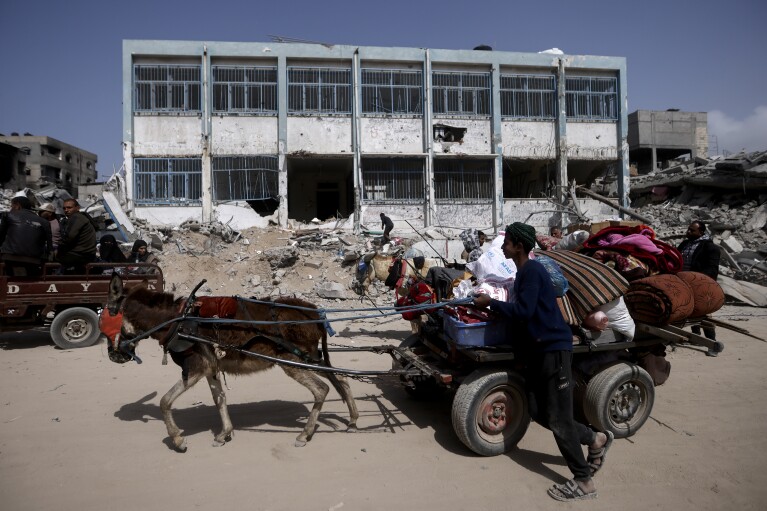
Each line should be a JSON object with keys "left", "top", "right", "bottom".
{"left": 489, "top": 259, "right": 572, "bottom": 353}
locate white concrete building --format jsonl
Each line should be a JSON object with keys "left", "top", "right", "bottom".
{"left": 123, "top": 40, "right": 628, "bottom": 231}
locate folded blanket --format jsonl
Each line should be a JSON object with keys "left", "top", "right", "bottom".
{"left": 676, "top": 271, "right": 725, "bottom": 317}
{"left": 535, "top": 249, "right": 629, "bottom": 322}
{"left": 624, "top": 274, "right": 694, "bottom": 325}
{"left": 582, "top": 225, "right": 684, "bottom": 274}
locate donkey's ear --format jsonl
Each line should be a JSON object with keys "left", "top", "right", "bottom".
{"left": 107, "top": 274, "right": 124, "bottom": 313}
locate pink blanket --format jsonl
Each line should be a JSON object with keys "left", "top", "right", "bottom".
{"left": 596, "top": 230, "right": 662, "bottom": 255}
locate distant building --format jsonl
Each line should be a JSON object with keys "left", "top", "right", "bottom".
{"left": 0, "top": 141, "right": 27, "bottom": 191}
{"left": 123, "top": 40, "right": 630, "bottom": 230}
{"left": 628, "top": 110, "right": 708, "bottom": 174}
{"left": 0, "top": 134, "right": 98, "bottom": 197}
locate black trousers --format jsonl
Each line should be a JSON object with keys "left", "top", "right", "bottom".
{"left": 691, "top": 324, "right": 716, "bottom": 340}
{"left": 525, "top": 350, "right": 595, "bottom": 482}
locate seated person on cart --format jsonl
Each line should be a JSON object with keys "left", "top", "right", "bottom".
{"left": 473, "top": 222, "right": 613, "bottom": 502}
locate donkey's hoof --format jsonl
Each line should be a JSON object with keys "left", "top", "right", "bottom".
{"left": 346, "top": 424, "right": 358, "bottom": 433}
{"left": 212, "top": 439, "right": 226, "bottom": 447}
{"left": 294, "top": 439, "right": 307, "bottom": 447}
{"left": 173, "top": 439, "right": 188, "bottom": 453}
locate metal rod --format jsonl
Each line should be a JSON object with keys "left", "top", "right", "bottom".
{"left": 402, "top": 218, "right": 448, "bottom": 265}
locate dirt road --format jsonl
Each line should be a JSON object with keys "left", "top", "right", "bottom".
{"left": 1, "top": 305, "right": 766, "bottom": 511}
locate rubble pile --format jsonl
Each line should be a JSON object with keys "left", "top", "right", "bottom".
{"left": 629, "top": 150, "right": 767, "bottom": 288}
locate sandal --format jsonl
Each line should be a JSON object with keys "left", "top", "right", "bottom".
{"left": 547, "top": 479, "right": 598, "bottom": 502}
{"left": 587, "top": 430, "right": 614, "bottom": 476}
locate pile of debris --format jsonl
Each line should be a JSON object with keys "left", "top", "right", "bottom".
{"left": 628, "top": 150, "right": 767, "bottom": 298}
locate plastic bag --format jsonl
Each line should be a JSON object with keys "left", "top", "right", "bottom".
{"left": 535, "top": 255, "right": 569, "bottom": 297}
{"left": 597, "top": 296, "right": 635, "bottom": 340}
{"left": 466, "top": 247, "right": 517, "bottom": 280}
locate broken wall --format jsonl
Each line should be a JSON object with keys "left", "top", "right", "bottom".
{"left": 502, "top": 198, "right": 616, "bottom": 231}
{"left": 434, "top": 203, "right": 494, "bottom": 229}
{"left": 431, "top": 119, "right": 491, "bottom": 154}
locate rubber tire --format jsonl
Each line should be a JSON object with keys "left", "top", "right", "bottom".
{"left": 50, "top": 307, "right": 101, "bottom": 349}
{"left": 452, "top": 368, "right": 530, "bottom": 456}
{"left": 583, "top": 362, "right": 654, "bottom": 439}
{"left": 393, "top": 335, "right": 445, "bottom": 400}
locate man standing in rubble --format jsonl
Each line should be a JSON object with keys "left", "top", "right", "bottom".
{"left": 380, "top": 212, "right": 394, "bottom": 243}
{"left": 57, "top": 199, "right": 97, "bottom": 274}
{"left": 678, "top": 220, "right": 721, "bottom": 344}
{"left": 473, "top": 222, "right": 612, "bottom": 502}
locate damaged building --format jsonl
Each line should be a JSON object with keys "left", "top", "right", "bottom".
{"left": 122, "top": 40, "right": 629, "bottom": 230}
{"left": 0, "top": 134, "right": 98, "bottom": 197}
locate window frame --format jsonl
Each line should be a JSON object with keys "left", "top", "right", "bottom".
{"left": 432, "top": 71, "right": 491, "bottom": 117}
{"left": 212, "top": 155, "right": 279, "bottom": 202}
{"left": 500, "top": 74, "right": 556, "bottom": 119}
{"left": 133, "top": 64, "right": 202, "bottom": 113}
{"left": 212, "top": 65, "right": 278, "bottom": 115}
{"left": 133, "top": 157, "right": 202, "bottom": 205}
{"left": 287, "top": 67, "right": 352, "bottom": 115}
{"left": 433, "top": 159, "right": 494, "bottom": 203}
{"left": 361, "top": 158, "right": 425, "bottom": 204}
{"left": 565, "top": 76, "right": 618, "bottom": 120}
{"left": 361, "top": 68, "right": 423, "bottom": 116}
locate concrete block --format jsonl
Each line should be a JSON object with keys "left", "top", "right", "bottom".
{"left": 746, "top": 203, "right": 767, "bottom": 231}
{"left": 316, "top": 281, "right": 347, "bottom": 300}
{"left": 721, "top": 236, "right": 744, "bottom": 254}
{"left": 249, "top": 275, "right": 261, "bottom": 287}
{"left": 305, "top": 260, "right": 323, "bottom": 269}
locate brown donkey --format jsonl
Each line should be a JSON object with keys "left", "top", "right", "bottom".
{"left": 103, "top": 275, "right": 359, "bottom": 452}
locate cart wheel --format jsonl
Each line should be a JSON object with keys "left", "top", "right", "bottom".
{"left": 452, "top": 368, "right": 530, "bottom": 456}
{"left": 50, "top": 307, "right": 101, "bottom": 349}
{"left": 583, "top": 362, "right": 654, "bottom": 439}
{"left": 393, "top": 335, "right": 445, "bottom": 400}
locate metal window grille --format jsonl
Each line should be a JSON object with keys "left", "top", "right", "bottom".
{"left": 212, "top": 66, "right": 277, "bottom": 114}
{"left": 500, "top": 75, "right": 556, "bottom": 119}
{"left": 565, "top": 77, "right": 618, "bottom": 120}
{"left": 433, "top": 159, "right": 493, "bottom": 202}
{"left": 133, "top": 158, "right": 202, "bottom": 205}
{"left": 212, "top": 156, "right": 279, "bottom": 201}
{"left": 361, "top": 159, "right": 424, "bottom": 202}
{"left": 361, "top": 69, "right": 423, "bottom": 115}
{"left": 432, "top": 72, "right": 491, "bottom": 116}
{"left": 288, "top": 67, "right": 351, "bottom": 114}
{"left": 133, "top": 65, "right": 201, "bottom": 112}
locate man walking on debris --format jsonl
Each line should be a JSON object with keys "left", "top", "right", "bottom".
{"left": 0, "top": 196, "right": 53, "bottom": 276}
{"left": 473, "top": 222, "right": 613, "bottom": 502}
{"left": 380, "top": 213, "right": 394, "bottom": 243}
{"left": 57, "top": 199, "right": 97, "bottom": 274}
{"left": 678, "top": 220, "right": 721, "bottom": 344}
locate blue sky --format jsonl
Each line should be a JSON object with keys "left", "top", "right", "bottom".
{"left": 1, "top": 0, "right": 765, "bottom": 180}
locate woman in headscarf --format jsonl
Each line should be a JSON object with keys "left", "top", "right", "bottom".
{"left": 97, "top": 235, "right": 127, "bottom": 263}
{"left": 128, "top": 239, "right": 159, "bottom": 274}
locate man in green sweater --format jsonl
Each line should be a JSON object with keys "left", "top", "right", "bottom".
{"left": 474, "top": 222, "right": 613, "bottom": 502}
{"left": 57, "top": 199, "right": 97, "bottom": 274}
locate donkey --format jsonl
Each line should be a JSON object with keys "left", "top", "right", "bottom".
{"left": 102, "top": 274, "right": 359, "bottom": 452}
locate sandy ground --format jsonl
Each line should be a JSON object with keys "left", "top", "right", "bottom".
{"left": 1, "top": 302, "right": 767, "bottom": 511}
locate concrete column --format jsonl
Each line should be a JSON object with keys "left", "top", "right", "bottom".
{"left": 200, "top": 46, "right": 212, "bottom": 223}
{"left": 351, "top": 49, "right": 362, "bottom": 234}
{"left": 423, "top": 50, "right": 435, "bottom": 228}
{"left": 555, "top": 58, "right": 568, "bottom": 226}
{"left": 616, "top": 61, "right": 630, "bottom": 209}
{"left": 277, "top": 56, "right": 288, "bottom": 228}
{"left": 490, "top": 61, "right": 503, "bottom": 234}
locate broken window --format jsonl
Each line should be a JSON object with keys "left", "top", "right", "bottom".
{"left": 361, "top": 69, "right": 423, "bottom": 115}
{"left": 212, "top": 155, "right": 278, "bottom": 201}
{"left": 500, "top": 74, "right": 556, "bottom": 119}
{"left": 133, "top": 158, "right": 202, "bottom": 205}
{"left": 565, "top": 77, "right": 617, "bottom": 120}
{"left": 133, "top": 65, "right": 201, "bottom": 113}
{"left": 288, "top": 67, "right": 351, "bottom": 114}
{"left": 361, "top": 158, "right": 424, "bottom": 202}
{"left": 213, "top": 66, "right": 277, "bottom": 114}
{"left": 433, "top": 159, "right": 493, "bottom": 203}
{"left": 432, "top": 72, "right": 491, "bottom": 116}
